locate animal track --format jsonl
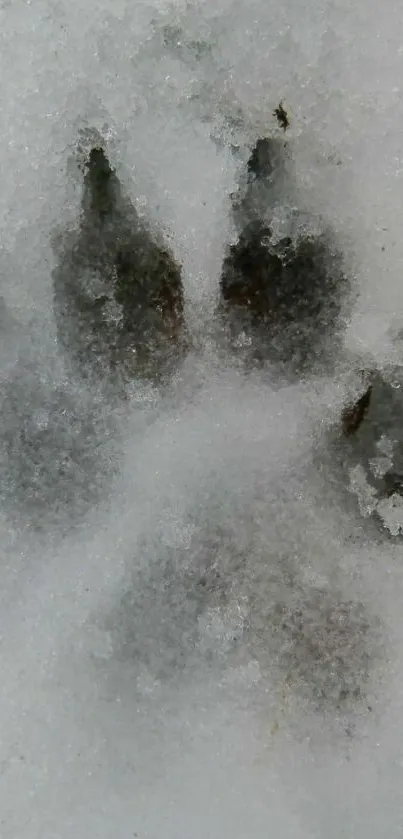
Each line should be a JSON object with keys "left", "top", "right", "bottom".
{"left": 1, "top": 125, "right": 395, "bottom": 714}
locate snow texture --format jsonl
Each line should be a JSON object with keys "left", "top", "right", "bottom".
{"left": 1, "top": 1, "right": 403, "bottom": 837}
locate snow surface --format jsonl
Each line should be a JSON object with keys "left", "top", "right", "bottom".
{"left": 1, "top": 0, "right": 403, "bottom": 836}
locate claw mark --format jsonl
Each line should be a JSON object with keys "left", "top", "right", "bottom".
{"left": 273, "top": 101, "right": 289, "bottom": 131}
{"left": 342, "top": 384, "right": 372, "bottom": 436}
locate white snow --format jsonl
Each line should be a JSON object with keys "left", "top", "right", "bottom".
{"left": 1, "top": 0, "right": 403, "bottom": 836}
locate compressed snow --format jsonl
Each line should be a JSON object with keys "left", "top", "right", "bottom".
{"left": 1, "top": 0, "right": 403, "bottom": 837}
